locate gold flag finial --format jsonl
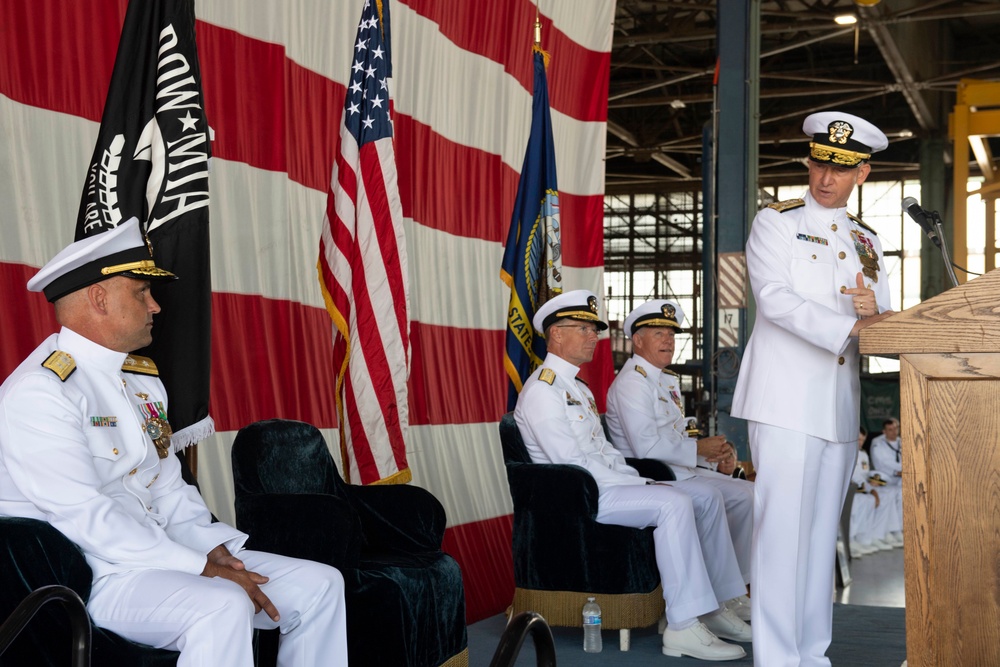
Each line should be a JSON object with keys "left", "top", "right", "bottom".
{"left": 534, "top": 6, "right": 541, "bottom": 45}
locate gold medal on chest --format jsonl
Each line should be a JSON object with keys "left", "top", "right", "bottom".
{"left": 144, "top": 417, "right": 173, "bottom": 459}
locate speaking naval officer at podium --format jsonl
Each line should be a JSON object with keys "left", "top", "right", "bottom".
{"left": 0, "top": 218, "right": 347, "bottom": 666}
{"left": 732, "top": 111, "right": 896, "bottom": 666}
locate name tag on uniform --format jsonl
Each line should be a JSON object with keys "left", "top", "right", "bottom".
{"left": 796, "top": 233, "right": 828, "bottom": 245}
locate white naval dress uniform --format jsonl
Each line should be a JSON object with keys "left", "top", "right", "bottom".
{"left": 732, "top": 191, "right": 892, "bottom": 667}
{"left": 606, "top": 355, "right": 753, "bottom": 583}
{"left": 870, "top": 434, "right": 903, "bottom": 485}
{"left": 868, "top": 435, "right": 904, "bottom": 534}
{"left": 0, "top": 327, "right": 348, "bottom": 667}
{"left": 850, "top": 451, "right": 890, "bottom": 546}
{"left": 514, "top": 352, "right": 746, "bottom": 626}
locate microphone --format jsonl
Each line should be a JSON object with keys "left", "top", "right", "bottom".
{"left": 901, "top": 197, "right": 941, "bottom": 247}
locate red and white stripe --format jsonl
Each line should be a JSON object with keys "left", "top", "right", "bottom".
{"left": 0, "top": 0, "right": 614, "bottom": 622}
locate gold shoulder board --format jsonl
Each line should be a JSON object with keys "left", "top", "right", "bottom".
{"left": 848, "top": 212, "right": 878, "bottom": 235}
{"left": 634, "top": 365, "right": 647, "bottom": 378}
{"left": 41, "top": 350, "right": 76, "bottom": 382}
{"left": 539, "top": 368, "right": 556, "bottom": 385}
{"left": 122, "top": 355, "right": 159, "bottom": 376}
{"left": 662, "top": 368, "right": 680, "bottom": 377}
{"left": 767, "top": 198, "right": 805, "bottom": 213}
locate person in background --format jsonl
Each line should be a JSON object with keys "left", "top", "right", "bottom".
{"left": 849, "top": 427, "right": 895, "bottom": 557}
{"left": 605, "top": 299, "right": 753, "bottom": 623}
{"left": 870, "top": 418, "right": 903, "bottom": 484}
{"left": 717, "top": 441, "right": 746, "bottom": 480}
{"left": 732, "top": 110, "right": 895, "bottom": 667}
{"left": 0, "top": 218, "right": 348, "bottom": 666}
{"left": 515, "top": 289, "right": 749, "bottom": 661}
{"left": 868, "top": 418, "right": 905, "bottom": 545}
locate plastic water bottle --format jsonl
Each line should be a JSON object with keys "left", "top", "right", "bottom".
{"left": 582, "top": 596, "right": 602, "bottom": 653}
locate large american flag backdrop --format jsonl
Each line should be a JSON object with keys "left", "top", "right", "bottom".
{"left": 0, "top": 0, "right": 614, "bottom": 622}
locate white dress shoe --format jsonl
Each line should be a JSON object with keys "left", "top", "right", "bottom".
{"left": 725, "top": 595, "right": 751, "bottom": 623}
{"left": 888, "top": 532, "right": 905, "bottom": 547}
{"left": 871, "top": 538, "right": 894, "bottom": 551}
{"left": 662, "top": 622, "right": 746, "bottom": 661}
{"left": 701, "top": 606, "right": 753, "bottom": 642}
{"left": 851, "top": 541, "right": 873, "bottom": 557}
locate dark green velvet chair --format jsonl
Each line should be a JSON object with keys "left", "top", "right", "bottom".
{"left": 0, "top": 516, "right": 179, "bottom": 666}
{"left": 231, "top": 418, "right": 468, "bottom": 667}
{"left": 498, "top": 412, "right": 664, "bottom": 649}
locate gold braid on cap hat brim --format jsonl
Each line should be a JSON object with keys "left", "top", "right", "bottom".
{"left": 809, "top": 142, "right": 870, "bottom": 167}
{"left": 634, "top": 317, "right": 680, "bottom": 331}
{"left": 554, "top": 309, "right": 600, "bottom": 322}
{"left": 101, "top": 259, "right": 175, "bottom": 278}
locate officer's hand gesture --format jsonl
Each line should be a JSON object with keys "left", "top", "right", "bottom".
{"left": 202, "top": 544, "right": 281, "bottom": 621}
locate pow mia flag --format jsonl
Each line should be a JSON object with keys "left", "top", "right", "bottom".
{"left": 75, "top": 0, "right": 213, "bottom": 450}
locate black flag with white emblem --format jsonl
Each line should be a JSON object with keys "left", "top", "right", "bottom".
{"left": 75, "top": 0, "right": 213, "bottom": 450}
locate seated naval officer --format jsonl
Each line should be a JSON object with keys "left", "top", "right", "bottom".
{"left": 0, "top": 218, "right": 348, "bottom": 666}
{"left": 514, "top": 289, "right": 750, "bottom": 661}
{"left": 605, "top": 299, "right": 754, "bottom": 623}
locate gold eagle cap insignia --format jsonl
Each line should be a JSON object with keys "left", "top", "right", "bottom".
{"left": 828, "top": 120, "right": 854, "bottom": 144}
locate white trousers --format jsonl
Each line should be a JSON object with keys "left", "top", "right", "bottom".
{"left": 748, "top": 422, "right": 855, "bottom": 667}
{"left": 877, "top": 484, "right": 904, "bottom": 533}
{"left": 88, "top": 550, "right": 348, "bottom": 667}
{"left": 687, "top": 470, "right": 754, "bottom": 583}
{"left": 848, "top": 491, "right": 876, "bottom": 543}
{"left": 852, "top": 492, "right": 890, "bottom": 545}
{"left": 597, "top": 483, "right": 746, "bottom": 626}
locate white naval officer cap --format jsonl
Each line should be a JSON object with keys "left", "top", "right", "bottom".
{"left": 27, "top": 217, "right": 177, "bottom": 302}
{"left": 623, "top": 299, "right": 684, "bottom": 339}
{"left": 803, "top": 111, "right": 888, "bottom": 168}
{"left": 533, "top": 289, "right": 608, "bottom": 336}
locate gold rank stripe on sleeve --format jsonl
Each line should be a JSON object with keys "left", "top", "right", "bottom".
{"left": 539, "top": 368, "right": 556, "bottom": 385}
{"left": 847, "top": 212, "right": 878, "bottom": 236}
{"left": 766, "top": 198, "right": 805, "bottom": 213}
{"left": 41, "top": 350, "right": 76, "bottom": 381}
{"left": 122, "top": 355, "right": 159, "bottom": 376}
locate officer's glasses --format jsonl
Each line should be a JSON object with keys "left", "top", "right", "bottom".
{"left": 553, "top": 324, "right": 600, "bottom": 337}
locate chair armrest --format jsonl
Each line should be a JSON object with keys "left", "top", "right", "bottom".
{"left": 505, "top": 462, "right": 599, "bottom": 518}
{"left": 235, "top": 493, "right": 362, "bottom": 568}
{"left": 626, "top": 457, "right": 677, "bottom": 482}
{"left": 345, "top": 484, "right": 447, "bottom": 553}
{"left": 0, "top": 517, "right": 93, "bottom": 604}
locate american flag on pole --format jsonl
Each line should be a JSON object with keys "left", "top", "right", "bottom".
{"left": 318, "top": 0, "right": 411, "bottom": 485}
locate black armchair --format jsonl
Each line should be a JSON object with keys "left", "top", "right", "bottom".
{"left": 0, "top": 516, "right": 179, "bottom": 666}
{"left": 231, "top": 418, "right": 468, "bottom": 667}
{"left": 498, "top": 412, "right": 663, "bottom": 648}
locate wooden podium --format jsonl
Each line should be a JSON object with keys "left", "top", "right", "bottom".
{"left": 860, "top": 269, "right": 1000, "bottom": 667}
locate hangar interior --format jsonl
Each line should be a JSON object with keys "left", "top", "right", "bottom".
{"left": 603, "top": 0, "right": 1000, "bottom": 428}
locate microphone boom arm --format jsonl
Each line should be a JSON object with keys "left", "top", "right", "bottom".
{"left": 931, "top": 210, "right": 960, "bottom": 288}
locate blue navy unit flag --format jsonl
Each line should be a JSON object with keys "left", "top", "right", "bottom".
{"left": 500, "top": 47, "right": 563, "bottom": 411}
